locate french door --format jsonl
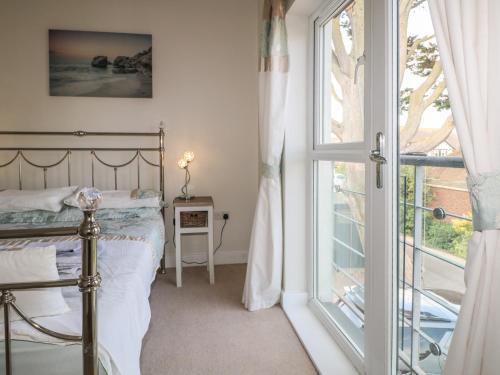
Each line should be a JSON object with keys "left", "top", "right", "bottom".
{"left": 309, "top": 0, "right": 397, "bottom": 373}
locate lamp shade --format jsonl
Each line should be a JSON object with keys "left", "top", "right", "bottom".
{"left": 177, "top": 158, "right": 188, "bottom": 169}
{"left": 183, "top": 151, "right": 195, "bottom": 163}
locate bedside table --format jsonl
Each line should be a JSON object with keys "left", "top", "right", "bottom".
{"left": 173, "top": 196, "right": 214, "bottom": 287}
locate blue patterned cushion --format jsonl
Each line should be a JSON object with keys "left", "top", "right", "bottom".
{"left": 130, "top": 188, "right": 161, "bottom": 199}
{"left": 0, "top": 207, "right": 161, "bottom": 224}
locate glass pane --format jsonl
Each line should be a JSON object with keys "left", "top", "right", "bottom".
{"left": 397, "top": 288, "right": 455, "bottom": 374}
{"left": 397, "top": 0, "right": 471, "bottom": 373}
{"left": 316, "top": 161, "right": 365, "bottom": 353}
{"left": 318, "top": 0, "right": 364, "bottom": 144}
{"left": 398, "top": 163, "right": 470, "bottom": 374}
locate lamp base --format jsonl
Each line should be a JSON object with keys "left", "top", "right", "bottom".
{"left": 176, "top": 194, "right": 195, "bottom": 201}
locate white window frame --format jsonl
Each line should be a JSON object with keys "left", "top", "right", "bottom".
{"left": 305, "top": 0, "right": 398, "bottom": 373}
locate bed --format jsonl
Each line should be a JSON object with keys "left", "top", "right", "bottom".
{"left": 0, "top": 129, "right": 166, "bottom": 375}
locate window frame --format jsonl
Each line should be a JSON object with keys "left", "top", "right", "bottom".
{"left": 306, "top": 0, "right": 398, "bottom": 373}
{"left": 308, "top": 0, "right": 369, "bottom": 372}
{"left": 312, "top": 0, "right": 367, "bottom": 151}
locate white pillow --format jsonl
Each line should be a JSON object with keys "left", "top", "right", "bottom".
{"left": 0, "top": 246, "right": 70, "bottom": 322}
{"left": 64, "top": 189, "right": 161, "bottom": 209}
{"left": 0, "top": 186, "right": 77, "bottom": 213}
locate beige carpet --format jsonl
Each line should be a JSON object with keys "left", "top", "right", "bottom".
{"left": 140, "top": 264, "right": 317, "bottom": 375}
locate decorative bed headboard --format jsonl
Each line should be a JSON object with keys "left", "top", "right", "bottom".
{"left": 0, "top": 128, "right": 165, "bottom": 201}
{"left": 0, "top": 129, "right": 167, "bottom": 375}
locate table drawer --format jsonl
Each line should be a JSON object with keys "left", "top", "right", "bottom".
{"left": 180, "top": 211, "right": 208, "bottom": 228}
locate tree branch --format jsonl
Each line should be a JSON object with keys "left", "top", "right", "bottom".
{"left": 412, "top": 0, "right": 427, "bottom": 8}
{"left": 408, "top": 35, "right": 434, "bottom": 60}
{"left": 399, "top": 0, "right": 413, "bottom": 86}
{"left": 332, "top": 119, "right": 344, "bottom": 142}
{"left": 348, "top": 2, "right": 364, "bottom": 60}
{"left": 331, "top": 17, "right": 352, "bottom": 77}
{"left": 403, "top": 116, "right": 454, "bottom": 153}
{"left": 331, "top": 81, "right": 343, "bottom": 103}
{"left": 400, "top": 60, "right": 444, "bottom": 147}
{"left": 331, "top": 52, "right": 349, "bottom": 87}
{"left": 418, "top": 59, "right": 443, "bottom": 97}
{"left": 423, "top": 80, "right": 446, "bottom": 108}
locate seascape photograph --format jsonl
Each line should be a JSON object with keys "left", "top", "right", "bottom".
{"left": 49, "top": 30, "right": 152, "bottom": 98}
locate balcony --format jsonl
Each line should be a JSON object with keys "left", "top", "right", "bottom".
{"left": 318, "top": 155, "right": 472, "bottom": 374}
{"left": 317, "top": 156, "right": 469, "bottom": 374}
{"left": 398, "top": 154, "right": 469, "bottom": 374}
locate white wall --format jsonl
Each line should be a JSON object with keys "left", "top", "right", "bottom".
{"left": 282, "top": 13, "right": 309, "bottom": 293}
{"left": 282, "top": 0, "right": 329, "bottom": 294}
{"left": 0, "top": 0, "right": 259, "bottom": 265}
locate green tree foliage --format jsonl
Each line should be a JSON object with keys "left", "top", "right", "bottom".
{"left": 399, "top": 0, "right": 454, "bottom": 152}
{"left": 400, "top": 35, "right": 450, "bottom": 114}
{"left": 424, "top": 217, "right": 472, "bottom": 259}
{"left": 400, "top": 166, "right": 472, "bottom": 259}
{"left": 400, "top": 165, "right": 417, "bottom": 235}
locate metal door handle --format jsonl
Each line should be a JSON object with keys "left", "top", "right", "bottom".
{"left": 369, "top": 149, "right": 387, "bottom": 164}
{"left": 369, "top": 132, "right": 386, "bottom": 188}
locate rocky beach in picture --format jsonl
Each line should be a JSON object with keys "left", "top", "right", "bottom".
{"left": 49, "top": 30, "right": 152, "bottom": 98}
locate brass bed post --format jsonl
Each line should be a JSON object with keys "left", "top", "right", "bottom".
{"left": 1, "top": 291, "right": 14, "bottom": 375}
{"left": 159, "top": 126, "right": 167, "bottom": 274}
{"left": 77, "top": 188, "right": 102, "bottom": 375}
{"left": 0, "top": 226, "right": 80, "bottom": 375}
{"left": 0, "top": 129, "right": 168, "bottom": 373}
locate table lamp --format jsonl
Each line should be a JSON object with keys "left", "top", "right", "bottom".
{"left": 177, "top": 151, "right": 195, "bottom": 200}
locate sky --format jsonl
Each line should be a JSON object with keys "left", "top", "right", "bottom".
{"left": 49, "top": 30, "right": 152, "bottom": 62}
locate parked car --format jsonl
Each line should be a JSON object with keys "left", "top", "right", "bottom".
{"left": 333, "top": 173, "right": 346, "bottom": 191}
{"left": 337, "top": 286, "right": 458, "bottom": 374}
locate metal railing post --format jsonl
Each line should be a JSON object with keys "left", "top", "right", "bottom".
{"left": 411, "top": 164, "right": 424, "bottom": 367}
{"left": 400, "top": 175, "right": 408, "bottom": 351}
{"left": 399, "top": 155, "right": 468, "bottom": 372}
{"left": 77, "top": 189, "right": 102, "bottom": 375}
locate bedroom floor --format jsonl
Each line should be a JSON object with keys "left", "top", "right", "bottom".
{"left": 141, "top": 264, "right": 317, "bottom": 375}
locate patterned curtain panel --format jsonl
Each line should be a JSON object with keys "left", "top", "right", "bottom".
{"left": 243, "top": 0, "right": 289, "bottom": 311}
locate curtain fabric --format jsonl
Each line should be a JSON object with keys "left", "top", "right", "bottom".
{"left": 242, "top": 0, "right": 289, "bottom": 311}
{"left": 429, "top": 1, "right": 500, "bottom": 374}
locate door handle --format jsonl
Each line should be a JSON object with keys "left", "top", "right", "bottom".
{"left": 369, "top": 132, "right": 386, "bottom": 189}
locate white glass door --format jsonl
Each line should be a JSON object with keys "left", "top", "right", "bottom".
{"left": 310, "top": 0, "right": 396, "bottom": 373}
{"left": 396, "top": 1, "right": 470, "bottom": 373}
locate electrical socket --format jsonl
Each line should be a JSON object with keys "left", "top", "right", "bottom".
{"left": 214, "top": 211, "right": 230, "bottom": 220}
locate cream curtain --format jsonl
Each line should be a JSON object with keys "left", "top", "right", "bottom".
{"left": 429, "top": 1, "right": 500, "bottom": 373}
{"left": 242, "top": 0, "right": 289, "bottom": 311}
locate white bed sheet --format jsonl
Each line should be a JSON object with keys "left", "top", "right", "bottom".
{"left": 1, "top": 236, "right": 159, "bottom": 375}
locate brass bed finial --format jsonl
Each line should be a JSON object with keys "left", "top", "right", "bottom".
{"left": 0, "top": 129, "right": 168, "bottom": 373}
{"left": 77, "top": 187, "right": 102, "bottom": 375}
{"left": 0, "top": 187, "right": 104, "bottom": 375}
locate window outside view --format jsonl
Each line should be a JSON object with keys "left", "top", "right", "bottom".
{"left": 314, "top": 0, "right": 471, "bottom": 373}
{"left": 398, "top": 1, "right": 469, "bottom": 373}
{"left": 315, "top": 0, "right": 367, "bottom": 355}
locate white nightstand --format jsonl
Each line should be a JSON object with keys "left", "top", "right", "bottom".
{"left": 173, "top": 196, "right": 214, "bottom": 287}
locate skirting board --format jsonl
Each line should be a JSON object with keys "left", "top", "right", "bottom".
{"left": 165, "top": 250, "right": 248, "bottom": 268}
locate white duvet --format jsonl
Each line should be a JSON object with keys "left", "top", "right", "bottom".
{"left": 1, "top": 237, "right": 158, "bottom": 375}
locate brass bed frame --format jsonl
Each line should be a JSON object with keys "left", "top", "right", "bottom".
{"left": 0, "top": 128, "right": 166, "bottom": 375}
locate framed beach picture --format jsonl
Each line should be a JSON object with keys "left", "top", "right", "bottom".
{"left": 49, "top": 30, "right": 152, "bottom": 98}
